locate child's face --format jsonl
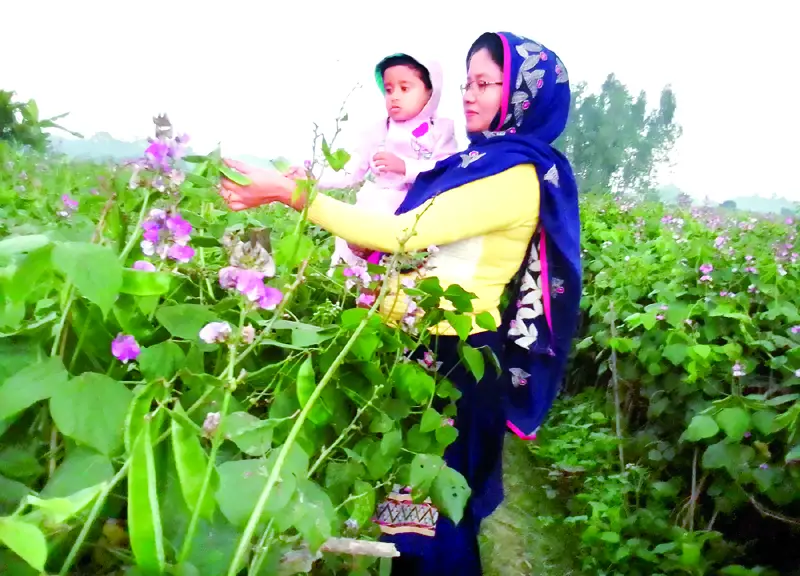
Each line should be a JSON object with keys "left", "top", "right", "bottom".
{"left": 383, "top": 65, "right": 432, "bottom": 122}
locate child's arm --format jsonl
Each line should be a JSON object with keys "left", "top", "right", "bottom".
{"left": 403, "top": 118, "right": 460, "bottom": 184}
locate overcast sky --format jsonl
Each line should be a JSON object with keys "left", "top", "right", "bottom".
{"left": 4, "top": 1, "right": 797, "bottom": 201}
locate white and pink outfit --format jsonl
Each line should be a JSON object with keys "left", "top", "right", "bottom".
{"left": 316, "top": 56, "right": 459, "bottom": 269}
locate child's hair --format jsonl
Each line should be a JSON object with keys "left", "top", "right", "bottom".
{"left": 378, "top": 55, "right": 433, "bottom": 91}
{"left": 467, "top": 32, "right": 504, "bottom": 68}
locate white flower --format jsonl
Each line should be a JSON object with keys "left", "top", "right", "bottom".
{"left": 199, "top": 321, "right": 232, "bottom": 344}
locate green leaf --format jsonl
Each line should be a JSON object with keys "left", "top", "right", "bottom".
{"left": 715, "top": 407, "right": 751, "bottom": 441}
{"left": 662, "top": 343, "right": 688, "bottom": 365}
{"left": 435, "top": 424, "right": 459, "bottom": 448}
{"left": 409, "top": 454, "right": 444, "bottom": 492}
{"left": 138, "top": 341, "right": 186, "bottom": 381}
{"left": 24, "top": 483, "right": 105, "bottom": 525}
{"left": 7, "top": 244, "right": 53, "bottom": 303}
{"left": 394, "top": 364, "right": 435, "bottom": 403}
{"left": 215, "top": 459, "right": 296, "bottom": 528}
{"left": 444, "top": 311, "right": 472, "bottom": 341}
{"left": 443, "top": 285, "right": 476, "bottom": 313}
{"left": 340, "top": 308, "right": 368, "bottom": 330}
{"left": 702, "top": 441, "right": 754, "bottom": 470}
{"left": 786, "top": 445, "right": 800, "bottom": 463}
{"left": 420, "top": 408, "right": 441, "bottom": 433}
{"left": 290, "top": 479, "right": 335, "bottom": 551}
{"left": 346, "top": 480, "right": 376, "bottom": 528}
{"left": 121, "top": 268, "right": 174, "bottom": 296}
{"left": 171, "top": 401, "right": 217, "bottom": 521}
{"left": 380, "top": 428, "right": 402, "bottom": 457}
{"left": 41, "top": 447, "right": 114, "bottom": 498}
{"left": 752, "top": 410, "right": 776, "bottom": 435}
{"left": 156, "top": 304, "right": 219, "bottom": 340}
{"left": 296, "top": 356, "right": 332, "bottom": 426}
{"left": 682, "top": 414, "right": 719, "bottom": 442}
{"left": 222, "top": 412, "right": 275, "bottom": 456}
{"left": 475, "top": 311, "right": 497, "bottom": 331}
{"left": 0, "top": 517, "right": 47, "bottom": 571}
{"left": 50, "top": 372, "right": 133, "bottom": 456}
{"left": 430, "top": 466, "right": 471, "bottom": 525}
{"left": 274, "top": 233, "right": 313, "bottom": 270}
{"left": 128, "top": 418, "right": 166, "bottom": 574}
{"left": 0, "top": 357, "right": 68, "bottom": 421}
{"left": 53, "top": 242, "right": 123, "bottom": 316}
{"left": 459, "top": 343, "right": 485, "bottom": 381}
{"left": 690, "top": 344, "right": 711, "bottom": 360}
{"left": 0, "top": 234, "right": 50, "bottom": 260}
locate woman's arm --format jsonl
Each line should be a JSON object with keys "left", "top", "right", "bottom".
{"left": 307, "top": 164, "right": 540, "bottom": 253}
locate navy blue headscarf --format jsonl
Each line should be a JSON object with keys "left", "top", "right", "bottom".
{"left": 396, "top": 32, "right": 582, "bottom": 439}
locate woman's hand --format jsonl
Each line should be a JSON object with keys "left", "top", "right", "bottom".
{"left": 372, "top": 152, "right": 406, "bottom": 175}
{"left": 219, "top": 159, "right": 301, "bottom": 211}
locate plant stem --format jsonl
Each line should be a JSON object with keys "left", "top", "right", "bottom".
{"left": 118, "top": 191, "right": 151, "bottom": 263}
{"left": 608, "top": 302, "right": 626, "bottom": 472}
{"left": 228, "top": 258, "right": 396, "bottom": 576}
{"left": 179, "top": 306, "right": 244, "bottom": 561}
{"left": 178, "top": 388, "right": 232, "bottom": 562}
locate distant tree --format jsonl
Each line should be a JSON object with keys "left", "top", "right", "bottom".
{"left": 0, "top": 90, "right": 80, "bottom": 151}
{"left": 720, "top": 200, "right": 737, "bottom": 209}
{"left": 557, "top": 74, "right": 682, "bottom": 194}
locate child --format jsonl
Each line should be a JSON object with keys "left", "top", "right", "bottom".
{"left": 289, "top": 53, "right": 458, "bottom": 269}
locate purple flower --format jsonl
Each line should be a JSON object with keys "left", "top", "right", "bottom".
{"left": 168, "top": 244, "right": 195, "bottom": 263}
{"left": 235, "top": 269, "right": 268, "bottom": 302}
{"left": 258, "top": 286, "right": 283, "bottom": 310}
{"left": 132, "top": 260, "right": 156, "bottom": 272}
{"left": 112, "top": 334, "right": 140, "bottom": 364}
{"left": 61, "top": 194, "right": 79, "bottom": 211}
{"left": 357, "top": 292, "right": 376, "bottom": 307}
{"left": 759, "top": 463, "right": 769, "bottom": 470}
{"left": 700, "top": 275, "right": 712, "bottom": 283}
{"left": 199, "top": 321, "right": 232, "bottom": 344}
{"left": 794, "top": 369, "right": 800, "bottom": 378}
{"left": 418, "top": 351, "right": 443, "bottom": 372}
{"left": 791, "top": 326, "right": 800, "bottom": 335}
{"left": 218, "top": 266, "right": 282, "bottom": 309}
{"left": 218, "top": 266, "right": 239, "bottom": 289}
{"left": 699, "top": 263, "right": 713, "bottom": 274}
{"left": 165, "top": 214, "right": 192, "bottom": 243}
{"left": 656, "top": 314, "right": 665, "bottom": 321}
{"left": 142, "top": 219, "right": 162, "bottom": 243}
{"left": 140, "top": 209, "right": 194, "bottom": 262}
{"left": 732, "top": 363, "right": 746, "bottom": 377}
{"left": 145, "top": 140, "right": 171, "bottom": 171}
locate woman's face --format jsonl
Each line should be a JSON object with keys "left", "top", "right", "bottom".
{"left": 463, "top": 48, "right": 504, "bottom": 133}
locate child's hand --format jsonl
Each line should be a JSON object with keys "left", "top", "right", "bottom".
{"left": 372, "top": 152, "right": 406, "bottom": 175}
{"left": 284, "top": 166, "right": 306, "bottom": 180}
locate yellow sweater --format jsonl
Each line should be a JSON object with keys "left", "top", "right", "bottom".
{"left": 307, "top": 165, "right": 541, "bottom": 335}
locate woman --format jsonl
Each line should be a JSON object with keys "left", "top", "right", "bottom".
{"left": 221, "top": 31, "right": 581, "bottom": 575}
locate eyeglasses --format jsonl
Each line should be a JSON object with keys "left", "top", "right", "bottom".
{"left": 460, "top": 80, "right": 503, "bottom": 95}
